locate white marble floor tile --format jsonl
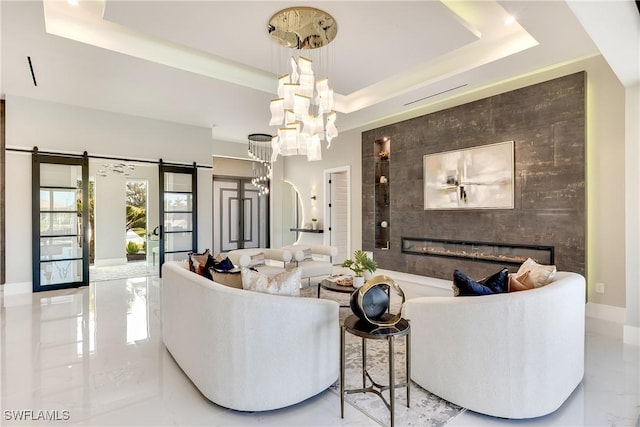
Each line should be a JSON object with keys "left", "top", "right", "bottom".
{"left": 1, "top": 275, "right": 638, "bottom": 427}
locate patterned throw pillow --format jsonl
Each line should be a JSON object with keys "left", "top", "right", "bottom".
{"left": 452, "top": 268, "right": 509, "bottom": 296}
{"left": 508, "top": 271, "right": 535, "bottom": 292}
{"left": 516, "top": 258, "right": 556, "bottom": 287}
{"left": 249, "top": 253, "right": 266, "bottom": 267}
{"left": 241, "top": 267, "right": 301, "bottom": 296}
{"left": 188, "top": 249, "right": 210, "bottom": 272}
{"left": 200, "top": 255, "right": 216, "bottom": 280}
{"left": 301, "top": 248, "right": 313, "bottom": 261}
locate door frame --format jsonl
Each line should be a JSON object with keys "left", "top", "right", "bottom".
{"left": 323, "top": 166, "right": 351, "bottom": 260}
{"left": 158, "top": 161, "right": 198, "bottom": 275}
{"left": 212, "top": 176, "right": 270, "bottom": 254}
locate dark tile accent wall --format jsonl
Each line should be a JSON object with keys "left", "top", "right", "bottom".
{"left": 362, "top": 72, "right": 585, "bottom": 280}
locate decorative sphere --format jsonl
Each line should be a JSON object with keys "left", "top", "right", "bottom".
{"left": 350, "top": 284, "right": 389, "bottom": 323}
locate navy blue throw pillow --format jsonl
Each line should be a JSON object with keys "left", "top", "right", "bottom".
{"left": 453, "top": 268, "right": 509, "bottom": 296}
{"left": 214, "top": 257, "right": 234, "bottom": 272}
{"left": 478, "top": 268, "right": 510, "bottom": 293}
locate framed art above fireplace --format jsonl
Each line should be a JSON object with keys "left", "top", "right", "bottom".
{"left": 423, "top": 141, "right": 514, "bottom": 210}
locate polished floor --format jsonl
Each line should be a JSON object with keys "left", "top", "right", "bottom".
{"left": 0, "top": 275, "right": 638, "bottom": 427}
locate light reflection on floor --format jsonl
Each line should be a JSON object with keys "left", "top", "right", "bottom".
{"left": 0, "top": 276, "right": 638, "bottom": 426}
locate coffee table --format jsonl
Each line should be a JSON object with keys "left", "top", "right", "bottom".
{"left": 318, "top": 276, "right": 356, "bottom": 298}
{"left": 318, "top": 277, "right": 356, "bottom": 308}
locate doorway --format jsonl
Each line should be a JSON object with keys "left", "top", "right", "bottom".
{"left": 212, "top": 177, "right": 269, "bottom": 255}
{"left": 125, "top": 179, "right": 148, "bottom": 264}
{"left": 324, "top": 167, "right": 350, "bottom": 265}
{"left": 89, "top": 161, "right": 159, "bottom": 281}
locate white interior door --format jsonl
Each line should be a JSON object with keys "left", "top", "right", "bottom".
{"left": 326, "top": 169, "right": 350, "bottom": 265}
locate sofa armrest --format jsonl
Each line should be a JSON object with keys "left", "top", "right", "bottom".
{"left": 227, "top": 248, "right": 292, "bottom": 268}
{"left": 263, "top": 248, "right": 292, "bottom": 263}
{"left": 286, "top": 245, "right": 337, "bottom": 261}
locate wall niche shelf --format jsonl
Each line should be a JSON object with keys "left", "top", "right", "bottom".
{"left": 374, "top": 138, "right": 391, "bottom": 249}
{"left": 290, "top": 228, "right": 324, "bottom": 234}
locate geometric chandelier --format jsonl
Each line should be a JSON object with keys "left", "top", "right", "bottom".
{"left": 267, "top": 6, "right": 338, "bottom": 162}
{"left": 247, "top": 133, "right": 273, "bottom": 196}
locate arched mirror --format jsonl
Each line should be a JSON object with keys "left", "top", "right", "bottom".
{"left": 282, "top": 181, "right": 302, "bottom": 246}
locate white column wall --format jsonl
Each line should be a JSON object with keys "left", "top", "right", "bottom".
{"left": 93, "top": 165, "right": 127, "bottom": 266}
{"left": 625, "top": 83, "right": 640, "bottom": 344}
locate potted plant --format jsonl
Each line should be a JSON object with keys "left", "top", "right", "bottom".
{"left": 126, "top": 241, "right": 144, "bottom": 262}
{"left": 341, "top": 250, "right": 377, "bottom": 288}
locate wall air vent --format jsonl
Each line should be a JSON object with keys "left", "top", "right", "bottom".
{"left": 27, "top": 56, "right": 37, "bottom": 87}
{"left": 404, "top": 84, "right": 467, "bottom": 106}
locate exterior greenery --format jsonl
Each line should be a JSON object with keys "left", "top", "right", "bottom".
{"left": 126, "top": 241, "right": 141, "bottom": 255}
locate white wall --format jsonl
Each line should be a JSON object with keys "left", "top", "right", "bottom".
{"left": 5, "top": 151, "right": 32, "bottom": 292}
{"left": 3, "top": 96, "right": 223, "bottom": 291}
{"left": 625, "top": 82, "right": 640, "bottom": 341}
{"left": 282, "top": 131, "right": 362, "bottom": 251}
{"left": 93, "top": 162, "right": 127, "bottom": 265}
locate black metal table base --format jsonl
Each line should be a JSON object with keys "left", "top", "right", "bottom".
{"left": 340, "top": 315, "right": 410, "bottom": 427}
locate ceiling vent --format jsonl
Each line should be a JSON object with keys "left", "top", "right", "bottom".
{"left": 404, "top": 84, "right": 468, "bottom": 107}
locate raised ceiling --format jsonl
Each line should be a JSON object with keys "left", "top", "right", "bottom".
{"left": 0, "top": 1, "right": 622, "bottom": 144}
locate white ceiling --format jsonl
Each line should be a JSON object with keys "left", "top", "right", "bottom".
{"left": 0, "top": 1, "right": 637, "bottom": 145}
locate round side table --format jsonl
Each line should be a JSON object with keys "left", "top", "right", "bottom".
{"left": 340, "top": 314, "right": 410, "bottom": 427}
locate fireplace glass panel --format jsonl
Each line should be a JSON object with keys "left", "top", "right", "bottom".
{"left": 401, "top": 237, "right": 554, "bottom": 266}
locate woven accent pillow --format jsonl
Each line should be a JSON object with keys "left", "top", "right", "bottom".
{"left": 241, "top": 267, "right": 301, "bottom": 296}
{"left": 516, "top": 258, "right": 556, "bottom": 287}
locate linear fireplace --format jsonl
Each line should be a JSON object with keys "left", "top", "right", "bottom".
{"left": 401, "top": 237, "right": 554, "bottom": 266}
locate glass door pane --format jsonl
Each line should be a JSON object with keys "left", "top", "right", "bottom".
{"left": 159, "top": 163, "right": 197, "bottom": 273}
{"left": 33, "top": 154, "right": 89, "bottom": 291}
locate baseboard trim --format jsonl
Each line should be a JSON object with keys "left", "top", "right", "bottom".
{"left": 1, "top": 281, "right": 32, "bottom": 294}
{"left": 623, "top": 325, "right": 640, "bottom": 346}
{"left": 375, "top": 268, "right": 452, "bottom": 290}
{"left": 585, "top": 302, "right": 626, "bottom": 323}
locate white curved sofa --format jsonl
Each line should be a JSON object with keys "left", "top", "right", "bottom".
{"left": 161, "top": 261, "right": 339, "bottom": 411}
{"left": 404, "top": 271, "right": 585, "bottom": 419}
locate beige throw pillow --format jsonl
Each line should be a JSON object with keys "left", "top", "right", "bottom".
{"left": 241, "top": 267, "right": 301, "bottom": 296}
{"left": 508, "top": 271, "right": 535, "bottom": 292}
{"left": 516, "top": 258, "right": 556, "bottom": 287}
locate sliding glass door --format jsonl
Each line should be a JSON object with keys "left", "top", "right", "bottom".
{"left": 32, "top": 149, "right": 89, "bottom": 292}
{"left": 158, "top": 162, "right": 197, "bottom": 275}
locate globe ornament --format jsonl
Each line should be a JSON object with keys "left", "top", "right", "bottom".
{"left": 349, "top": 275, "right": 406, "bottom": 327}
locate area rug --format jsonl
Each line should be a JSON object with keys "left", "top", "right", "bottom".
{"left": 300, "top": 285, "right": 465, "bottom": 426}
